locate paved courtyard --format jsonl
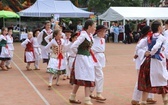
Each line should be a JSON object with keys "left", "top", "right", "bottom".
{"left": 0, "top": 42, "right": 163, "bottom": 105}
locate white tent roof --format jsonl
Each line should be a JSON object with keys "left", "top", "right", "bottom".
{"left": 98, "top": 7, "right": 168, "bottom": 21}
{"left": 18, "top": 0, "right": 93, "bottom": 17}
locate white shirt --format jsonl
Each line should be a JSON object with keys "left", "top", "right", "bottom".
{"left": 6, "top": 35, "right": 14, "bottom": 50}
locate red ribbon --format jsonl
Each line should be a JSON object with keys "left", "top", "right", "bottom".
{"left": 159, "top": 53, "right": 164, "bottom": 58}
{"left": 57, "top": 53, "right": 63, "bottom": 69}
{"left": 100, "top": 39, "right": 103, "bottom": 44}
{"left": 90, "top": 50, "right": 97, "bottom": 62}
{"left": 147, "top": 31, "right": 153, "bottom": 43}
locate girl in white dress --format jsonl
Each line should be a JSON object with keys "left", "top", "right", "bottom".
{"left": 137, "top": 21, "right": 168, "bottom": 105}
{"left": 132, "top": 26, "right": 156, "bottom": 105}
{"left": 0, "top": 27, "right": 11, "bottom": 71}
{"left": 37, "top": 21, "right": 52, "bottom": 64}
{"left": 62, "top": 29, "right": 72, "bottom": 80}
{"left": 69, "top": 19, "right": 96, "bottom": 105}
{"left": 33, "top": 29, "right": 41, "bottom": 70}
{"left": 6, "top": 28, "right": 14, "bottom": 69}
{"left": 45, "top": 29, "right": 69, "bottom": 89}
{"left": 21, "top": 32, "right": 35, "bottom": 70}
{"left": 68, "top": 32, "right": 78, "bottom": 85}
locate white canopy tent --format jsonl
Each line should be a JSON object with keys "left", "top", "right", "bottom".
{"left": 98, "top": 7, "right": 168, "bottom": 21}
{"left": 18, "top": 0, "right": 93, "bottom": 18}
{"left": 99, "top": 7, "right": 168, "bottom": 40}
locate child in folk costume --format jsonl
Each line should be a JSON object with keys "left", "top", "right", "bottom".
{"left": 33, "top": 29, "right": 41, "bottom": 70}
{"left": 5, "top": 27, "right": 14, "bottom": 69}
{"left": 62, "top": 28, "right": 73, "bottom": 80}
{"left": 45, "top": 29, "right": 69, "bottom": 88}
{"left": 37, "top": 21, "right": 52, "bottom": 64}
{"left": 90, "top": 25, "right": 107, "bottom": 102}
{"left": 132, "top": 26, "right": 156, "bottom": 105}
{"left": 21, "top": 32, "right": 35, "bottom": 70}
{"left": 69, "top": 19, "right": 96, "bottom": 105}
{"left": 68, "top": 32, "right": 78, "bottom": 85}
{"left": 137, "top": 20, "right": 168, "bottom": 105}
{"left": 0, "top": 27, "right": 11, "bottom": 71}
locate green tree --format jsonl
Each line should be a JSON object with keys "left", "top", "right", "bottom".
{"left": 142, "top": 0, "right": 160, "bottom": 6}
{"left": 87, "top": 0, "right": 141, "bottom": 14}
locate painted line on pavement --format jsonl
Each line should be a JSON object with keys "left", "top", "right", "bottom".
{"left": 13, "top": 52, "right": 71, "bottom": 105}
{"left": 12, "top": 60, "right": 50, "bottom": 105}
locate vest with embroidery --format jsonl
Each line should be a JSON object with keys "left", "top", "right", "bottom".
{"left": 25, "top": 42, "right": 34, "bottom": 52}
{"left": 77, "top": 38, "right": 92, "bottom": 56}
{"left": 148, "top": 36, "right": 163, "bottom": 61}
{"left": 0, "top": 39, "right": 7, "bottom": 47}
{"left": 41, "top": 31, "right": 48, "bottom": 46}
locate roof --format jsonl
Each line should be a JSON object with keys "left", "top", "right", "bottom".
{"left": 98, "top": 7, "right": 168, "bottom": 21}
{"left": 18, "top": 0, "right": 93, "bottom": 18}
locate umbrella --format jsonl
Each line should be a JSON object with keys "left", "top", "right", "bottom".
{"left": 0, "top": 10, "right": 20, "bottom": 26}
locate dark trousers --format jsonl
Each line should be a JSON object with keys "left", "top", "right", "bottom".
{"left": 126, "top": 33, "right": 132, "bottom": 44}
{"left": 106, "top": 32, "right": 114, "bottom": 42}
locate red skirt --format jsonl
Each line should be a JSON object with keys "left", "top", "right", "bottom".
{"left": 70, "top": 66, "right": 95, "bottom": 87}
{"left": 138, "top": 57, "right": 168, "bottom": 94}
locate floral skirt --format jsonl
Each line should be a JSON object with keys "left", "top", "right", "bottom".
{"left": 47, "top": 68, "right": 66, "bottom": 75}
{"left": 138, "top": 57, "right": 168, "bottom": 94}
{"left": 70, "top": 68, "right": 95, "bottom": 87}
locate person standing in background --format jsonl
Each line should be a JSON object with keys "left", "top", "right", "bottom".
{"left": 77, "top": 21, "right": 83, "bottom": 32}
{"left": 125, "top": 20, "right": 132, "bottom": 44}
{"left": 113, "top": 22, "right": 119, "bottom": 43}
{"left": 108, "top": 22, "right": 115, "bottom": 42}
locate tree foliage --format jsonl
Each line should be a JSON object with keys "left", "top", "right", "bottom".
{"left": 71, "top": 0, "right": 141, "bottom": 14}
{"left": 70, "top": 0, "right": 162, "bottom": 14}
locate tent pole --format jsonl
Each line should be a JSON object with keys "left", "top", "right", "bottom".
{"left": 147, "top": 19, "right": 150, "bottom": 26}
{"left": 3, "top": 18, "right": 4, "bottom": 27}
{"left": 123, "top": 19, "right": 125, "bottom": 41}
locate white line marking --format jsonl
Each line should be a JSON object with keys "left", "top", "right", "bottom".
{"left": 12, "top": 61, "right": 50, "bottom": 105}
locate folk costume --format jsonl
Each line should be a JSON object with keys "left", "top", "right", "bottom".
{"left": 91, "top": 34, "right": 106, "bottom": 101}
{"left": 70, "top": 30, "right": 96, "bottom": 87}
{"left": 138, "top": 33, "right": 168, "bottom": 94}
{"left": 132, "top": 38, "right": 155, "bottom": 104}
{"left": 0, "top": 34, "right": 11, "bottom": 70}
{"left": 37, "top": 29, "right": 52, "bottom": 63}
{"left": 132, "top": 27, "right": 156, "bottom": 105}
{"left": 32, "top": 37, "right": 42, "bottom": 70}
{"left": 45, "top": 38, "right": 69, "bottom": 86}
{"left": 21, "top": 38, "right": 35, "bottom": 70}
{"left": 0, "top": 35, "right": 11, "bottom": 60}
{"left": 63, "top": 29, "right": 72, "bottom": 80}
{"left": 6, "top": 34, "right": 14, "bottom": 69}
{"left": 69, "top": 42, "right": 77, "bottom": 85}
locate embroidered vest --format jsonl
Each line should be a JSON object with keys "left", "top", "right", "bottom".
{"left": 77, "top": 38, "right": 92, "bottom": 56}
{"left": 41, "top": 31, "right": 48, "bottom": 46}
{"left": 0, "top": 39, "right": 7, "bottom": 47}
{"left": 25, "top": 42, "right": 34, "bottom": 52}
{"left": 148, "top": 36, "right": 163, "bottom": 61}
